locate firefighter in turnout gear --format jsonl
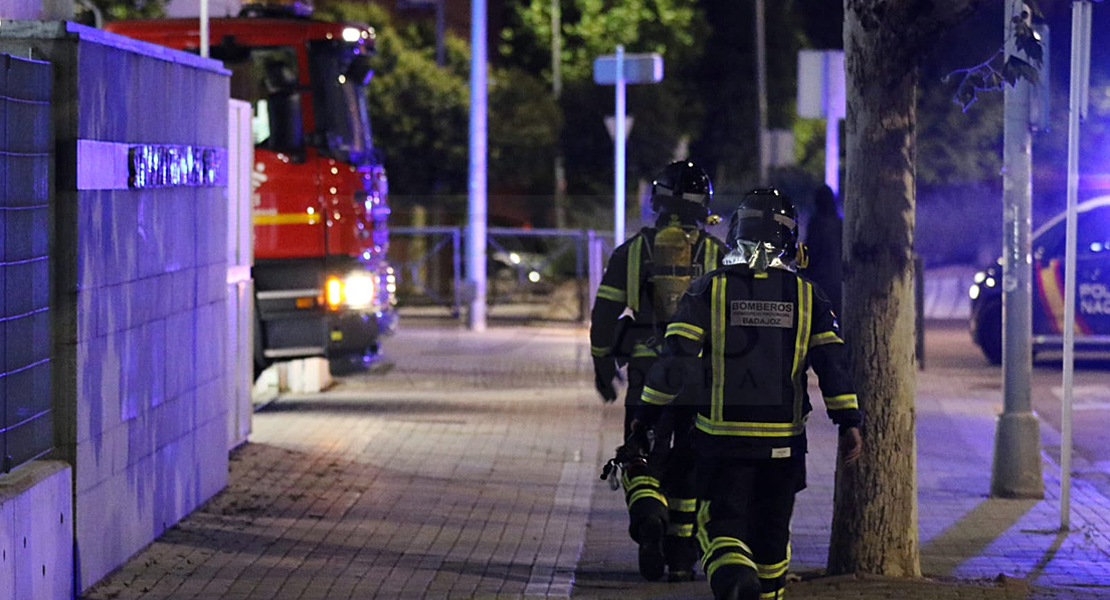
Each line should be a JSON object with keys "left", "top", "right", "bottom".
{"left": 590, "top": 161, "right": 728, "bottom": 582}
{"left": 643, "top": 189, "right": 863, "bottom": 600}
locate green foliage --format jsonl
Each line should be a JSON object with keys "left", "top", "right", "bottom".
{"left": 917, "top": 78, "right": 1003, "bottom": 186}
{"left": 89, "top": 0, "right": 166, "bottom": 20}
{"left": 319, "top": 2, "right": 559, "bottom": 214}
{"left": 503, "top": 0, "right": 703, "bottom": 85}
{"left": 489, "top": 69, "right": 562, "bottom": 194}
{"left": 690, "top": 0, "right": 807, "bottom": 193}
{"left": 501, "top": 0, "right": 709, "bottom": 225}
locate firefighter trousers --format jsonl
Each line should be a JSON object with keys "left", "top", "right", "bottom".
{"left": 621, "top": 401, "right": 699, "bottom": 576}
{"left": 696, "top": 455, "right": 805, "bottom": 600}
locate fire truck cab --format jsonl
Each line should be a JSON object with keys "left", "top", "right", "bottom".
{"left": 108, "top": 2, "right": 397, "bottom": 377}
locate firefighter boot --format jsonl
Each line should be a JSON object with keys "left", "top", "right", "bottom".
{"left": 664, "top": 535, "right": 698, "bottom": 582}
{"left": 635, "top": 515, "right": 666, "bottom": 581}
{"left": 710, "top": 564, "right": 761, "bottom": 600}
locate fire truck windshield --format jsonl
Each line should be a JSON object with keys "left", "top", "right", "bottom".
{"left": 308, "top": 41, "right": 376, "bottom": 167}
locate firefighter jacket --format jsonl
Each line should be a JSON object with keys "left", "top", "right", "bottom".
{"left": 642, "top": 264, "right": 862, "bottom": 458}
{"left": 590, "top": 227, "right": 728, "bottom": 361}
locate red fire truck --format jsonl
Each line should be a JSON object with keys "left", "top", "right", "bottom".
{"left": 108, "top": 2, "right": 397, "bottom": 376}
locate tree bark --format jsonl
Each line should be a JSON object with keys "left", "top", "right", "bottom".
{"left": 828, "top": 0, "right": 987, "bottom": 577}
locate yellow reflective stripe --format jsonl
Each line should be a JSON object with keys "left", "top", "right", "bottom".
{"left": 622, "top": 475, "right": 661, "bottom": 489}
{"left": 706, "top": 554, "right": 757, "bottom": 580}
{"left": 590, "top": 345, "right": 611, "bottom": 357}
{"left": 596, "top": 284, "right": 627, "bottom": 303}
{"left": 628, "top": 489, "right": 668, "bottom": 508}
{"left": 792, "top": 280, "right": 813, "bottom": 425}
{"left": 825, "top": 394, "right": 859, "bottom": 410}
{"left": 666, "top": 322, "right": 705, "bottom": 342}
{"left": 696, "top": 414, "right": 804, "bottom": 438}
{"left": 809, "top": 330, "right": 843, "bottom": 348}
{"left": 704, "top": 536, "right": 752, "bottom": 559}
{"left": 253, "top": 212, "right": 320, "bottom": 225}
{"left": 631, "top": 343, "right": 658, "bottom": 358}
{"left": 759, "top": 591, "right": 783, "bottom": 600}
{"left": 627, "top": 237, "right": 642, "bottom": 313}
{"left": 703, "top": 239, "right": 719, "bottom": 271}
{"left": 668, "top": 523, "right": 694, "bottom": 537}
{"left": 711, "top": 277, "right": 726, "bottom": 422}
{"left": 668, "top": 497, "right": 697, "bottom": 512}
{"left": 757, "top": 556, "right": 789, "bottom": 579}
{"left": 696, "top": 500, "right": 712, "bottom": 552}
{"left": 642, "top": 386, "right": 676, "bottom": 405}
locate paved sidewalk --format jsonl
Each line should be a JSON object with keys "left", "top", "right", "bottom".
{"left": 82, "top": 321, "right": 1110, "bottom": 599}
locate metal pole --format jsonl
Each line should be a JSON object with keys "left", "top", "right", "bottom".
{"left": 435, "top": 0, "right": 445, "bottom": 66}
{"left": 468, "top": 0, "right": 488, "bottom": 331}
{"left": 553, "top": 0, "right": 567, "bottom": 229}
{"left": 992, "top": 0, "right": 1043, "bottom": 499}
{"left": 1061, "top": 0, "right": 1092, "bottom": 531}
{"left": 614, "top": 44, "right": 626, "bottom": 243}
{"left": 452, "top": 228, "right": 463, "bottom": 320}
{"left": 755, "top": 0, "right": 768, "bottom": 184}
{"left": 200, "top": 0, "right": 209, "bottom": 58}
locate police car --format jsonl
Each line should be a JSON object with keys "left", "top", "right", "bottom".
{"left": 969, "top": 196, "right": 1110, "bottom": 364}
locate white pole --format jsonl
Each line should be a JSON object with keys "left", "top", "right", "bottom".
{"left": 825, "top": 115, "right": 839, "bottom": 196}
{"left": 468, "top": 0, "right": 488, "bottom": 331}
{"left": 200, "top": 0, "right": 209, "bottom": 58}
{"left": 614, "top": 44, "right": 626, "bottom": 243}
{"left": 1061, "top": 0, "right": 1092, "bottom": 531}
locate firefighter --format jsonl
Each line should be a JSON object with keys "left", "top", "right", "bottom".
{"left": 642, "top": 188, "right": 863, "bottom": 600}
{"left": 590, "top": 160, "right": 728, "bottom": 582}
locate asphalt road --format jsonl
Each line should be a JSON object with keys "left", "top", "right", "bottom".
{"left": 923, "top": 321, "right": 1110, "bottom": 489}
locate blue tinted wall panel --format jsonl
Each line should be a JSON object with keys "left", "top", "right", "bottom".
{"left": 0, "top": 51, "right": 52, "bottom": 473}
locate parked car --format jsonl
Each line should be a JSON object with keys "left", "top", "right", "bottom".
{"left": 969, "top": 196, "right": 1110, "bottom": 364}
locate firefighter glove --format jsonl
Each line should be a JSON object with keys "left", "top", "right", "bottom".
{"left": 593, "top": 356, "right": 618, "bottom": 403}
{"left": 839, "top": 426, "right": 862, "bottom": 464}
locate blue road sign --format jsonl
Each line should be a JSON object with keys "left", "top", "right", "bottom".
{"left": 593, "top": 53, "right": 664, "bottom": 85}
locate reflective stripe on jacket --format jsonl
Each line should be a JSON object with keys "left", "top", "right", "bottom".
{"left": 643, "top": 264, "right": 862, "bottom": 458}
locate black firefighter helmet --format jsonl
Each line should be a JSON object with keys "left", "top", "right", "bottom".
{"left": 728, "top": 188, "right": 799, "bottom": 259}
{"left": 650, "top": 160, "right": 713, "bottom": 223}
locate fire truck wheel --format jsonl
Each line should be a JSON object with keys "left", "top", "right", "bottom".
{"left": 253, "top": 310, "right": 271, "bottom": 381}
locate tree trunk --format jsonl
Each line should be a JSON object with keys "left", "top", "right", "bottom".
{"left": 828, "top": 9, "right": 920, "bottom": 577}
{"left": 829, "top": 0, "right": 990, "bottom": 576}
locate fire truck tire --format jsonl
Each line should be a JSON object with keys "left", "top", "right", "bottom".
{"left": 253, "top": 309, "right": 271, "bottom": 381}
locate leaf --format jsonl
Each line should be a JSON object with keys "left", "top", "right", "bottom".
{"left": 1016, "top": 33, "right": 1043, "bottom": 66}
{"left": 1002, "top": 56, "right": 1040, "bottom": 86}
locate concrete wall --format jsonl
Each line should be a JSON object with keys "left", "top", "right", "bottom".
{"left": 0, "top": 1, "right": 74, "bottom": 20}
{"left": 0, "top": 462, "right": 72, "bottom": 600}
{"left": 0, "top": 21, "right": 231, "bottom": 593}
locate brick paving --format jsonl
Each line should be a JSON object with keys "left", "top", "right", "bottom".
{"left": 82, "top": 320, "right": 1110, "bottom": 599}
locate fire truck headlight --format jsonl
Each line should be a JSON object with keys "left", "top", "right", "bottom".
{"left": 969, "top": 284, "right": 980, "bottom": 300}
{"left": 342, "top": 27, "right": 362, "bottom": 43}
{"left": 326, "top": 276, "right": 344, "bottom": 309}
{"left": 344, "top": 273, "right": 377, "bottom": 309}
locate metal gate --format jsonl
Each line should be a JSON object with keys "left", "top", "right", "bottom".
{"left": 388, "top": 227, "right": 614, "bottom": 322}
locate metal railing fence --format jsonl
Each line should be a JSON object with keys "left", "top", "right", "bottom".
{"left": 1, "top": 53, "right": 53, "bottom": 473}
{"left": 388, "top": 227, "right": 614, "bottom": 322}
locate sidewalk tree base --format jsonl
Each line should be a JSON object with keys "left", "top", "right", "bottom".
{"left": 990, "top": 411, "right": 1045, "bottom": 499}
